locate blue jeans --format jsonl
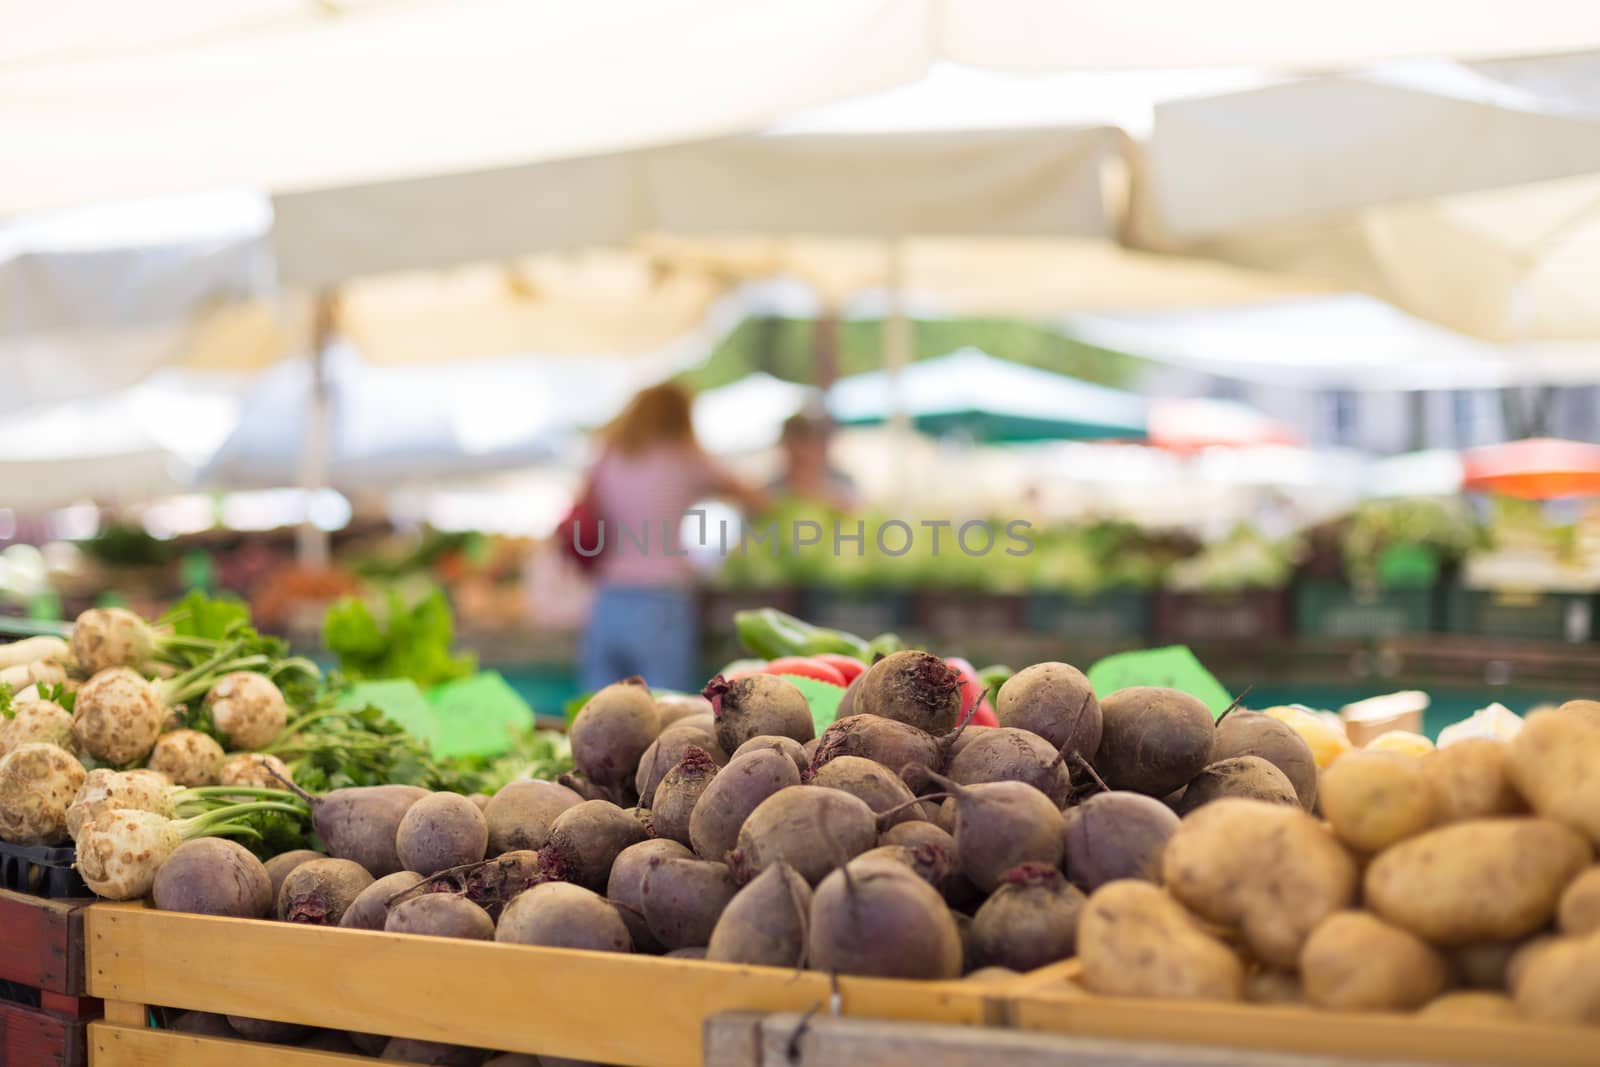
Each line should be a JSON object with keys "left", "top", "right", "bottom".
{"left": 580, "top": 585, "right": 700, "bottom": 694}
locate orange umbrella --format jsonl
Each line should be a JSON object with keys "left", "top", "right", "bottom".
{"left": 1461, "top": 437, "right": 1600, "bottom": 499}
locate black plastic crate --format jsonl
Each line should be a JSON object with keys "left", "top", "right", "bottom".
{"left": 0, "top": 840, "right": 88, "bottom": 899}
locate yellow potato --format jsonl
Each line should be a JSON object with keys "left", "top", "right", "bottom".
{"left": 1506, "top": 935, "right": 1560, "bottom": 991}
{"left": 1558, "top": 866, "right": 1600, "bottom": 936}
{"left": 1512, "top": 933, "right": 1600, "bottom": 1025}
{"left": 1162, "top": 798, "right": 1358, "bottom": 970}
{"left": 1365, "top": 818, "right": 1593, "bottom": 945}
{"left": 1263, "top": 706, "right": 1351, "bottom": 769}
{"left": 1077, "top": 880, "right": 1244, "bottom": 1001}
{"left": 1421, "top": 738, "right": 1524, "bottom": 824}
{"left": 1557, "top": 699, "right": 1600, "bottom": 726}
{"left": 1300, "top": 911, "right": 1448, "bottom": 1012}
{"left": 1319, "top": 750, "right": 1439, "bottom": 852}
{"left": 1509, "top": 707, "right": 1600, "bottom": 845}
{"left": 1364, "top": 730, "right": 1434, "bottom": 757}
{"left": 1419, "top": 991, "right": 1521, "bottom": 1021}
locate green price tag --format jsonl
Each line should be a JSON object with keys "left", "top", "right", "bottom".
{"left": 338, "top": 679, "right": 439, "bottom": 748}
{"left": 1086, "top": 645, "right": 1235, "bottom": 718}
{"left": 426, "top": 672, "right": 535, "bottom": 759}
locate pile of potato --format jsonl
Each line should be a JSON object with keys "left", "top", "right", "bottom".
{"left": 1079, "top": 700, "right": 1600, "bottom": 1026}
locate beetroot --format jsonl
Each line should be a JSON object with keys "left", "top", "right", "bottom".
{"left": 570, "top": 678, "right": 661, "bottom": 790}
{"left": 396, "top": 792, "right": 489, "bottom": 876}
{"left": 295, "top": 784, "right": 427, "bottom": 877}
{"left": 263, "top": 849, "right": 324, "bottom": 903}
{"left": 807, "top": 856, "right": 962, "bottom": 979}
{"left": 731, "top": 735, "right": 809, "bottom": 776}
{"left": 379, "top": 1037, "right": 484, "bottom": 1065}
{"left": 656, "top": 693, "right": 712, "bottom": 728}
{"left": 946, "top": 727, "right": 1071, "bottom": 807}
{"left": 277, "top": 858, "right": 374, "bottom": 925}
{"left": 1094, "top": 687, "right": 1215, "bottom": 797}
{"left": 1179, "top": 755, "right": 1298, "bottom": 813}
{"left": 636, "top": 724, "right": 727, "bottom": 807}
{"left": 808, "top": 756, "right": 925, "bottom": 827}
{"left": 152, "top": 838, "right": 273, "bottom": 918}
{"left": 460, "top": 850, "right": 542, "bottom": 916}
{"left": 495, "top": 882, "right": 632, "bottom": 952}
{"left": 536, "top": 800, "right": 647, "bottom": 891}
{"left": 607, "top": 839, "right": 694, "bottom": 953}
{"left": 651, "top": 746, "right": 718, "bottom": 847}
{"left": 483, "top": 779, "right": 583, "bottom": 854}
{"left": 911, "top": 769, "right": 1064, "bottom": 893}
{"left": 968, "top": 863, "right": 1085, "bottom": 971}
{"left": 706, "top": 861, "right": 812, "bottom": 967}
{"left": 227, "top": 1015, "right": 310, "bottom": 1043}
{"left": 806, "top": 715, "right": 941, "bottom": 782}
{"left": 1060, "top": 790, "right": 1179, "bottom": 893}
{"left": 870, "top": 826, "right": 978, "bottom": 910}
{"left": 995, "top": 662, "right": 1102, "bottom": 757}
{"left": 640, "top": 856, "right": 739, "bottom": 950}
{"left": 688, "top": 748, "right": 801, "bottom": 863}
{"left": 946, "top": 724, "right": 993, "bottom": 762}
{"left": 726, "top": 785, "right": 877, "bottom": 885}
{"left": 1210, "top": 711, "right": 1319, "bottom": 811}
{"left": 851, "top": 651, "right": 962, "bottom": 735}
{"left": 340, "top": 871, "right": 425, "bottom": 930}
{"left": 385, "top": 894, "right": 495, "bottom": 940}
{"left": 703, "top": 674, "right": 814, "bottom": 752}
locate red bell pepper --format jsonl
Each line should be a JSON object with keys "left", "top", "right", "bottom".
{"left": 761, "top": 656, "right": 848, "bottom": 687}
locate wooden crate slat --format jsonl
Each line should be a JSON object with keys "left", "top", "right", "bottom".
{"left": 1009, "top": 978, "right": 1597, "bottom": 1067}
{"left": 0, "top": 889, "right": 90, "bottom": 994}
{"left": 89, "top": 1024, "right": 367, "bottom": 1067}
{"left": 86, "top": 904, "right": 1002, "bottom": 1067}
{"left": 703, "top": 1012, "right": 1464, "bottom": 1067}
{"left": 1, "top": 998, "right": 88, "bottom": 1067}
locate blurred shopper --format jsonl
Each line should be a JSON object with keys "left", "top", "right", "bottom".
{"left": 576, "top": 383, "right": 763, "bottom": 692}
{"left": 769, "top": 412, "right": 859, "bottom": 511}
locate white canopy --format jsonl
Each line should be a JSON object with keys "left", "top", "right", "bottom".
{"left": 7, "top": 0, "right": 1600, "bottom": 217}
{"left": 693, "top": 372, "right": 819, "bottom": 455}
{"left": 1065, "top": 294, "right": 1600, "bottom": 391}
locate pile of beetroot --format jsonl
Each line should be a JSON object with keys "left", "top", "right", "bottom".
{"left": 146, "top": 647, "right": 1310, "bottom": 1062}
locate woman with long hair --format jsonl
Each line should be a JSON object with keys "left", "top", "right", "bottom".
{"left": 576, "top": 382, "right": 762, "bottom": 692}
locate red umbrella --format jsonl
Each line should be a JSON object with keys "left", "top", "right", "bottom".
{"left": 1461, "top": 437, "right": 1600, "bottom": 499}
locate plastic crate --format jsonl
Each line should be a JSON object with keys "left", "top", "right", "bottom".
{"left": 799, "top": 587, "right": 914, "bottom": 640}
{"left": 0, "top": 840, "right": 89, "bottom": 899}
{"left": 913, "top": 592, "right": 1028, "bottom": 636}
{"left": 1152, "top": 590, "right": 1290, "bottom": 645}
{"left": 1026, "top": 591, "right": 1151, "bottom": 642}
{"left": 1293, "top": 580, "right": 1438, "bottom": 638}
{"left": 1444, "top": 586, "right": 1595, "bottom": 643}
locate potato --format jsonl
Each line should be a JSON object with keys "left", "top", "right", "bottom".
{"left": 1506, "top": 935, "right": 1560, "bottom": 991}
{"left": 1558, "top": 866, "right": 1600, "bottom": 936}
{"left": 1419, "top": 991, "right": 1521, "bottom": 1021}
{"left": 1261, "top": 706, "right": 1351, "bottom": 769}
{"left": 1364, "top": 818, "right": 1593, "bottom": 945}
{"left": 1512, "top": 934, "right": 1600, "bottom": 1025}
{"left": 1161, "top": 799, "right": 1357, "bottom": 969}
{"left": 1557, "top": 699, "right": 1600, "bottom": 726}
{"left": 1319, "top": 750, "right": 1438, "bottom": 852}
{"left": 1446, "top": 940, "right": 1519, "bottom": 989}
{"left": 1508, "top": 707, "right": 1600, "bottom": 845}
{"left": 1421, "top": 739, "right": 1524, "bottom": 824}
{"left": 1363, "top": 730, "right": 1434, "bottom": 757}
{"left": 1078, "top": 880, "right": 1243, "bottom": 1001}
{"left": 1299, "top": 911, "right": 1448, "bottom": 1012}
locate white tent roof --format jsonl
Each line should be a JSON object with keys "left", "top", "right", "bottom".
{"left": 6, "top": 0, "right": 1600, "bottom": 217}
{"left": 1065, "top": 294, "right": 1600, "bottom": 391}
{"left": 693, "top": 372, "right": 819, "bottom": 455}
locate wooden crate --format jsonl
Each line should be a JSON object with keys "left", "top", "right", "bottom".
{"left": 0, "top": 889, "right": 100, "bottom": 1067}
{"left": 86, "top": 904, "right": 1010, "bottom": 1067}
{"left": 1007, "top": 961, "right": 1597, "bottom": 1067}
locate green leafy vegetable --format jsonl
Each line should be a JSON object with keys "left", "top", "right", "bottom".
{"left": 323, "top": 590, "right": 476, "bottom": 689}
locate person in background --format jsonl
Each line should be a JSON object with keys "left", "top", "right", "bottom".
{"left": 578, "top": 383, "right": 764, "bottom": 693}
{"left": 769, "top": 411, "right": 859, "bottom": 512}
